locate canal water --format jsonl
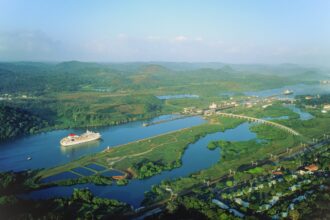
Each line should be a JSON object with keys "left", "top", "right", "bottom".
{"left": 0, "top": 115, "right": 205, "bottom": 172}
{"left": 22, "top": 122, "right": 257, "bottom": 207}
{"left": 243, "top": 83, "right": 330, "bottom": 98}
{"left": 156, "top": 94, "right": 199, "bottom": 99}
{"left": 1, "top": 84, "right": 318, "bottom": 207}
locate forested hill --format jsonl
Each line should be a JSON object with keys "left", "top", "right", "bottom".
{"left": 0, "top": 61, "right": 325, "bottom": 95}
{"left": 0, "top": 105, "right": 48, "bottom": 141}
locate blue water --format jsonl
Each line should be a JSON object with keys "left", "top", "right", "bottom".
{"left": 23, "top": 122, "right": 257, "bottom": 208}
{"left": 156, "top": 94, "right": 199, "bottom": 100}
{"left": 101, "top": 170, "right": 125, "bottom": 177}
{"left": 0, "top": 115, "right": 205, "bottom": 172}
{"left": 283, "top": 104, "right": 314, "bottom": 120}
{"left": 71, "top": 167, "right": 95, "bottom": 176}
{"left": 244, "top": 83, "right": 330, "bottom": 98}
{"left": 41, "top": 172, "right": 80, "bottom": 183}
{"left": 85, "top": 163, "right": 107, "bottom": 171}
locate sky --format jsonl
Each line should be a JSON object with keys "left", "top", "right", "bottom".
{"left": 0, "top": 0, "right": 329, "bottom": 65}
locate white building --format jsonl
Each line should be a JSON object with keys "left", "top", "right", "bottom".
{"left": 209, "top": 102, "right": 217, "bottom": 110}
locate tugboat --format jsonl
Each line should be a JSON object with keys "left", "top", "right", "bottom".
{"left": 60, "top": 130, "right": 101, "bottom": 146}
{"left": 283, "top": 89, "right": 293, "bottom": 95}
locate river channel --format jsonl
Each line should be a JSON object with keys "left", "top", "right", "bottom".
{"left": 22, "top": 122, "right": 257, "bottom": 207}
{"left": 1, "top": 85, "right": 316, "bottom": 207}
{"left": 0, "top": 115, "right": 204, "bottom": 172}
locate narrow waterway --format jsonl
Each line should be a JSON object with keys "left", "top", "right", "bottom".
{"left": 22, "top": 122, "right": 257, "bottom": 207}
{"left": 0, "top": 115, "right": 205, "bottom": 172}
{"left": 243, "top": 83, "right": 330, "bottom": 98}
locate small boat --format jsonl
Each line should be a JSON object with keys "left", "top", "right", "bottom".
{"left": 142, "top": 122, "right": 149, "bottom": 127}
{"left": 27, "top": 156, "right": 32, "bottom": 160}
{"left": 283, "top": 89, "right": 293, "bottom": 95}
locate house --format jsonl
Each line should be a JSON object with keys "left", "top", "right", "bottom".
{"left": 257, "top": 184, "right": 264, "bottom": 189}
{"left": 297, "top": 169, "right": 307, "bottom": 175}
{"left": 183, "top": 107, "right": 196, "bottom": 114}
{"left": 229, "top": 208, "right": 244, "bottom": 218}
{"left": 260, "top": 204, "right": 271, "bottom": 210}
{"left": 292, "top": 195, "right": 306, "bottom": 203}
{"left": 323, "top": 104, "right": 330, "bottom": 111}
{"left": 212, "top": 199, "right": 229, "bottom": 210}
{"left": 269, "top": 196, "right": 280, "bottom": 206}
{"left": 305, "top": 164, "right": 319, "bottom": 172}
{"left": 272, "top": 171, "right": 283, "bottom": 176}
{"left": 289, "top": 203, "right": 295, "bottom": 210}
{"left": 289, "top": 184, "right": 301, "bottom": 191}
{"left": 234, "top": 198, "right": 249, "bottom": 208}
{"left": 209, "top": 102, "right": 217, "bottom": 110}
{"left": 204, "top": 109, "right": 215, "bottom": 116}
{"left": 291, "top": 174, "right": 298, "bottom": 179}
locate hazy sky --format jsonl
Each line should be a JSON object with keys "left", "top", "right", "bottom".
{"left": 0, "top": 0, "right": 329, "bottom": 65}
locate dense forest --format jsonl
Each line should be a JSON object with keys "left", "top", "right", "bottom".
{"left": 0, "top": 105, "right": 48, "bottom": 141}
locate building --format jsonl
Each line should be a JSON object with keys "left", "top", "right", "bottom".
{"left": 304, "top": 164, "right": 319, "bottom": 172}
{"left": 183, "top": 107, "right": 196, "bottom": 114}
{"left": 323, "top": 105, "right": 330, "bottom": 111}
{"left": 204, "top": 109, "right": 215, "bottom": 116}
{"left": 234, "top": 198, "right": 249, "bottom": 208}
{"left": 212, "top": 199, "right": 229, "bottom": 210}
{"left": 209, "top": 102, "right": 217, "bottom": 110}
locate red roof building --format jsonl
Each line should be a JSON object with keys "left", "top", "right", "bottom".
{"left": 304, "top": 164, "right": 319, "bottom": 172}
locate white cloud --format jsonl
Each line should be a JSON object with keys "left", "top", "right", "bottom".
{"left": 173, "top": 35, "right": 188, "bottom": 42}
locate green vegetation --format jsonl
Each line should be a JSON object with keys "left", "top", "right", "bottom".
{"left": 57, "top": 175, "right": 113, "bottom": 186}
{"left": 0, "top": 187, "right": 131, "bottom": 219}
{"left": 229, "top": 102, "right": 300, "bottom": 119}
{"left": 297, "top": 94, "right": 330, "bottom": 106}
{"left": 1, "top": 62, "right": 329, "bottom": 218}
{"left": 246, "top": 167, "right": 264, "bottom": 174}
{"left": 0, "top": 105, "right": 48, "bottom": 141}
{"left": 0, "top": 61, "right": 319, "bottom": 141}
{"left": 116, "top": 179, "right": 129, "bottom": 186}
{"left": 0, "top": 171, "right": 40, "bottom": 195}
{"left": 148, "top": 195, "right": 239, "bottom": 220}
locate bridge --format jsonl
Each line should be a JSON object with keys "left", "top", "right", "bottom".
{"left": 216, "top": 112, "right": 300, "bottom": 136}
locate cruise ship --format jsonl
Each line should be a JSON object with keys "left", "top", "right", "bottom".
{"left": 60, "top": 130, "right": 101, "bottom": 146}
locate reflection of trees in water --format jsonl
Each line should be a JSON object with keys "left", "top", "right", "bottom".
{"left": 60, "top": 140, "right": 101, "bottom": 155}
